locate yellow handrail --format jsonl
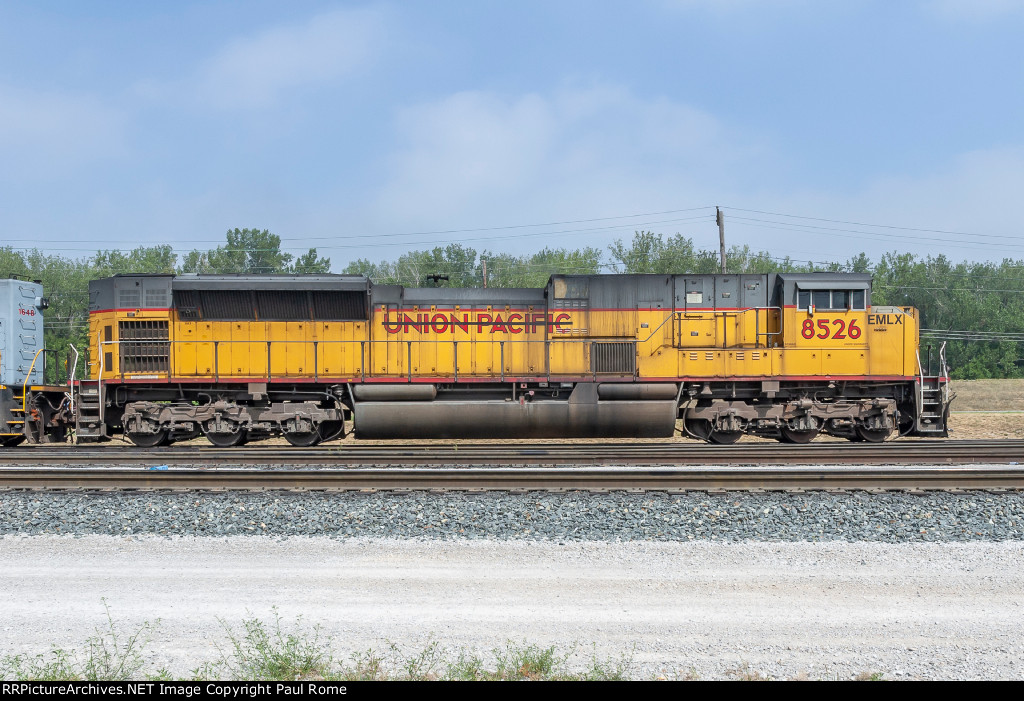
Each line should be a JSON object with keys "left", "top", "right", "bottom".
{"left": 21, "top": 348, "right": 45, "bottom": 414}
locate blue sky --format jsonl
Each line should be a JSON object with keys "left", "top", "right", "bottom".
{"left": 2, "top": 0, "right": 1023, "bottom": 269}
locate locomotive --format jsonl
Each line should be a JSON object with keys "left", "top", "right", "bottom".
{"left": 0, "top": 271, "right": 951, "bottom": 447}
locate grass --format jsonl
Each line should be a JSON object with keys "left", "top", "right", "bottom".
{"left": 2, "top": 608, "right": 892, "bottom": 682}
{"left": 949, "top": 378, "right": 1024, "bottom": 412}
{"left": 0, "top": 599, "right": 156, "bottom": 681}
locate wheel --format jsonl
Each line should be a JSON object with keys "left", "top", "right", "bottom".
{"left": 126, "top": 430, "right": 169, "bottom": 448}
{"left": 318, "top": 421, "right": 344, "bottom": 442}
{"left": 684, "top": 418, "right": 712, "bottom": 441}
{"left": 855, "top": 425, "right": 891, "bottom": 443}
{"left": 707, "top": 430, "right": 743, "bottom": 445}
{"left": 685, "top": 418, "right": 743, "bottom": 444}
{"left": 779, "top": 426, "right": 819, "bottom": 444}
{"left": 203, "top": 422, "right": 248, "bottom": 448}
{"left": 284, "top": 430, "right": 321, "bottom": 447}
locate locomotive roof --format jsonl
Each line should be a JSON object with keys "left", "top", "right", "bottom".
{"left": 171, "top": 274, "right": 369, "bottom": 291}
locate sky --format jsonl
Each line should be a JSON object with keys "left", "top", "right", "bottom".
{"left": 2, "top": 0, "right": 1024, "bottom": 270}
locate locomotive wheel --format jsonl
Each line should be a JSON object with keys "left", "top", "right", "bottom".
{"left": 318, "top": 421, "right": 344, "bottom": 442}
{"left": 855, "top": 425, "right": 891, "bottom": 443}
{"left": 779, "top": 426, "right": 819, "bottom": 444}
{"left": 685, "top": 419, "right": 743, "bottom": 444}
{"left": 284, "top": 430, "right": 321, "bottom": 447}
{"left": 126, "top": 430, "right": 170, "bottom": 448}
{"left": 684, "top": 418, "right": 713, "bottom": 441}
{"left": 203, "top": 422, "right": 248, "bottom": 448}
{"left": 707, "top": 430, "right": 743, "bottom": 445}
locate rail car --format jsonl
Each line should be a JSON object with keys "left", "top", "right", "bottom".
{"left": 46, "top": 271, "right": 949, "bottom": 447}
{"left": 0, "top": 279, "right": 71, "bottom": 446}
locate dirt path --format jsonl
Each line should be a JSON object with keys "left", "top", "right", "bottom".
{"left": 1, "top": 537, "right": 1021, "bottom": 680}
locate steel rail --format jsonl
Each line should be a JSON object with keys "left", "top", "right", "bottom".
{"left": 0, "top": 466, "right": 1022, "bottom": 491}
{"left": 0, "top": 440, "right": 1021, "bottom": 466}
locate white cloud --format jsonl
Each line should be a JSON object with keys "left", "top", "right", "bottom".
{"left": 0, "top": 86, "right": 125, "bottom": 179}
{"left": 363, "top": 84, "right": 1024, "bottom": 264}
{"left": 370, "top": 85, "right": 757, "bottom": 245}
{"left": 195, "top": 6, "right": 387, "bottom": 109}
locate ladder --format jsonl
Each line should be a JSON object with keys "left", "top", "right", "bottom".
{"left": 72, "top": 342, "right": 106, "bottom": 442}
{"left": 915, "top": 342, "right": 951, "bottom": 436}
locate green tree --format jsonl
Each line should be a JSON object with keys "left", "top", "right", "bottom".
{"left": 179, "top": 229, "right": 329, "bottom": 274}
{"left": 608, "top": 231, "right": 719, "bottom": 274}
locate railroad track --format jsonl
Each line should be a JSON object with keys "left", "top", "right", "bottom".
{"left": 1, "top": 466, "right": 1022, "bottom": 491}
{"left": 0, "top": 439, "right": 1021, "bottom": 466}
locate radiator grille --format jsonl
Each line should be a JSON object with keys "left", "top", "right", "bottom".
{"left": 201, "top": 291, "right": 255, "bottom": 320}
{"left": 172, "top": 289, "right": 368, "bottom": 321}
{"left": 311, "top": 291, "right": 367, "bottom": 320}
{"left": 256, "top": 291, "right": 308, "bottom": 320}
{"left": 118, "top": 320, "right": 169, "bottom": 373}
{"left": 590, "top": 342, "right": 635, "bottom": 374}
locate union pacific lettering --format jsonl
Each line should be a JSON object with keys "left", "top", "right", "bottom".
{"left": 382, "top": 311, "right": 572, "bottom": 335}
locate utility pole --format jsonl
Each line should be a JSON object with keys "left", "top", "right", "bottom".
{"left": 716, "top": 206, "right": 727, "bottom": 274}
{"left": 482, "top": 258, "right": 488, "bottom": 288}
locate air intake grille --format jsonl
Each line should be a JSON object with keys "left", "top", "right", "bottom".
{"left": 590, "top": 342, "right": 636, "bottom": 374}
{"left": 256, "top": 291, "right": 308, "bottom": 320}
{"left": 118, "top": 320, "right": 169, "bottom": 373}
{"left": 312, "top": 291, "right": 367, "bottom": 320}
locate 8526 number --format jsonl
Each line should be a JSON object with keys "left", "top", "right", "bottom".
{"left": 801, "top": 318, "right": 861, "bottom": 340}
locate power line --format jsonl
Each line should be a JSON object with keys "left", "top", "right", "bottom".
{"left": 726, "top": 206, "right": 1024, "bottom": 242}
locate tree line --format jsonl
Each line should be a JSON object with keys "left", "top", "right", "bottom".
{"left": 1, "top": 228, "right": 1020, "bottom": 379}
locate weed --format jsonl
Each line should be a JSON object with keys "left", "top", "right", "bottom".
{"left": 217, "top": 608, "right": 333, "bottom": 681}
{"left": 727, "top": 661, "right": 771, "bottom": 681}
{"left": 492, "top": 641, "right": 567, "bottom": 680}
{"left": 391, "top": 639, "right": 443, "bottom": 681}
{"left": 855, "top": 671, "right": 885, "bottom": 681}
{"left": 0, "top": 601, "right": 156, "bottom": 681}
{"left": 444, "top": 650, "right": 488, "bottom": 681}
{"left": 343, "top": 649, "right": 388, "bottom": 681}
{"left": 580, "top": 643, "right": 635, "bottom": 681}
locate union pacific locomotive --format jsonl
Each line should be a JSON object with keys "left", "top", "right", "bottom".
{"left": 0, "top": 271, "right": 951, "bottom": 447}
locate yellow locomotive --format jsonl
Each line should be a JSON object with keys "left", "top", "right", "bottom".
{"left": 76, "top": 271, "right": 950, "bottom": 446}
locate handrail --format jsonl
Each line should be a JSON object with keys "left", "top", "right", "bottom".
{"left": 97, "top": 336, "right": 653, "bottom": 382}
{"left": 21, "top": 348, "right": 45, "bottom": 413}
{"left": 68, "top": 344, "right": 80, "bottom": 415}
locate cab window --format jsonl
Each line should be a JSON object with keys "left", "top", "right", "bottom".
{"left": 798, "top": 289, "right": 867, "bottom": 311}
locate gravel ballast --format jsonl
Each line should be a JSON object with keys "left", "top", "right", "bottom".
{"left": 0, "top": 490, "right": 1021, "bottom": 541}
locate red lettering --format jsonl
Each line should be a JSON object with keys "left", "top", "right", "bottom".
{"left": 491, "top": 314, "right": 507, "bottom": 333}
{"left": 531, "top": 313, "right": 546, "bottom": 333}
{"left": 477, "top": 313, "right": 492, "bottom": 333}
{"left": 551, "top": 313, "right": 571, "bottom": 332}
{"left": 454, "top": 314, "right": 470, "bottom": 333}
{"left": 507, "top": 313, "right": 523, "bottom": 334}
{"left": 383, "top": 312, "right": 403, "bottom": 334}
{"left": 431, "top": 313, "right": 449, "bottom": 334}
